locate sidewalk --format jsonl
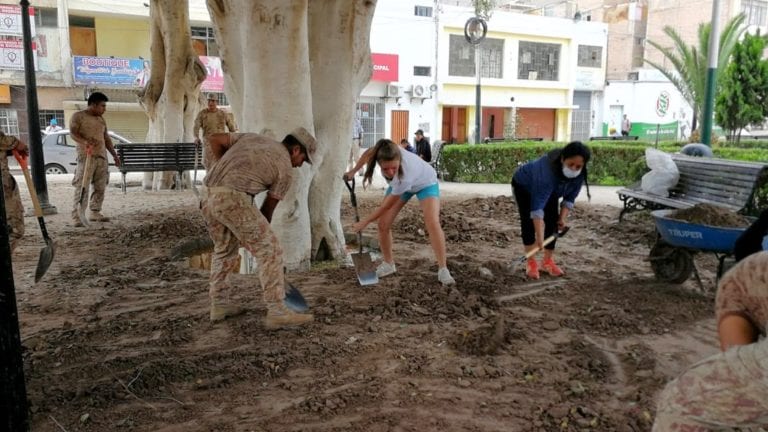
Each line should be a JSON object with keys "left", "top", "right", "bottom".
{"left": 11, "top": 170, "right": 622, "bottom": 208}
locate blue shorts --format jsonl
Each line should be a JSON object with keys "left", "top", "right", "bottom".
{"left": 385, "top": 183, "right": 440, "bottom": 202}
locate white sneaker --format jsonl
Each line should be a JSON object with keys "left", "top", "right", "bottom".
{"left": 438, "top": 267, "right": 456, "bottom": 285}
{"left": 376, "top": 261, "right": 396, "bottom": 278}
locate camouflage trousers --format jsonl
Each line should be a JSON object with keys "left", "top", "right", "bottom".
{"left": 200, "top": 187, "right": 285, "bottom": 303}
{"left": 2, "top": 171, "right": 23, "bottom": 252}
{"left": 202, "top": 140, "right": 213, "bottom": 170}
{"left": 653, "top": 338, "right": 768, "bottom": 431}
{"left": 71, "top": 155, "right": 109, "bottom": 219}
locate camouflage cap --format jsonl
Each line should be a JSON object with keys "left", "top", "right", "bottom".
{"left": 206, "top": 93, "right": 218, "bottom": 101}
{"left": 288, "top": 127, "right": 317, "bottom": 165}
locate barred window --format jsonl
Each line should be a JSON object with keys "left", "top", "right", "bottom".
{"left": 414, "top": 66, "right": 431, "bottom": 76}
{"left": 577, "top": 45, "right": 602, "bottom": 68}
{"left": 39, "top": 110, "right": 64, "bottom": 130}
{"left": 448, "top": 34, "right": 504, "bottom": 79}
{"left": 518, "top": 41, "right": 561, "bottom": 81}
{"left": 742, "top": 0, "right": 768, "bottom": 26}
{"left": 191, "top": 26, "right": 219, "bottom": 56}
{"left": 0, "top": 109, "right": 20, "bottom": 136}
{"left": 35, "top": 8, "right": 58, "bottom": 28}
{"left": 414, "top": 6, "right": 433, "bottom": 17}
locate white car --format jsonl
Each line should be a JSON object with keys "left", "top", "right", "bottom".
{"left": 41, "top": 129, "right": 130, "bottom": 174}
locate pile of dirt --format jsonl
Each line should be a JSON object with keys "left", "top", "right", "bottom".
{"left": 669, "top": 203, "right": 750, "bottom": 228}
{"left": 113, "top": 209, "right": 208, "bottom": 248}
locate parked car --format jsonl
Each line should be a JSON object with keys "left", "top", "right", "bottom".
{"left": 41, "top": 129, "right": 130, "bottom": 174}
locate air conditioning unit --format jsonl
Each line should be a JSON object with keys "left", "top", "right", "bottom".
{"left": 386, "top": 84, "right": 401, "bottom": 97}
{"left": 406, "top": 84, "right": 427, "bottom": 98}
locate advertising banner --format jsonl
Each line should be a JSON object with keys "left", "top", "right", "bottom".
{"left": 371, "top": 53, "right": 398, "bottom": 82}
{"left": 0, "top": 38, "right": 36, "bottom": 70}
{"left": 73, "top": 56, "right": 149, "bottom": 87}
{"left": 0, "top": 5, "right": 35, "bottom": 37}
{"left": 200, "top": 56, "right": 223, "bottom": 92}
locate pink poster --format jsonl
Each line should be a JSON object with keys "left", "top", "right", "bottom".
{"left": 200, "top": 56, "right": 223, "bottom": 92}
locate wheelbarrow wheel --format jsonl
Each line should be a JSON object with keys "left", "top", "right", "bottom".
{"left": 649, "top": 242, "right": 693, "bottom": 284}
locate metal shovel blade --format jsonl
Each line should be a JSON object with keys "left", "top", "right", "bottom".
{"left": 351, "top": 252, "right": 378, "bottom": 286}
{"left": 34, "top": 237, "right": 55, "bottom": 283}
{"left": 76, "top": 194, "right": 90, "bottom": 227}
{"left": 284, "top": 282, "right": 309, "bottom": 313}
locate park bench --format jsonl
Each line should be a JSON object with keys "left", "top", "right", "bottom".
{"left": 115, "top": 142, "right": 202, "bottom": 193}
{"left": 617, "top": 153, "right": 768, "bottom": 221}
{"left": 590, "top": 135, "right": 639, "bottom": 141}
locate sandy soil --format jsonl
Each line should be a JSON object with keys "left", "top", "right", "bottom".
{"left": 8, "top": 180, "right": 721, "bottom": 432}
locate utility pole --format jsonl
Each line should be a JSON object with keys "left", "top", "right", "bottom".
{"left": 20, "top": 0, "right": 56, "bottom": 214}
{"left": 0, "top": 172, "right": 30, "bottom": 431}
{"left": 700, "top": 0, "right": 721, "bottom": 146}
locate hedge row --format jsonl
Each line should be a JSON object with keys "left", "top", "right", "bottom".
{"left": 439, "top": 141, "right": 768, "bottom": 185}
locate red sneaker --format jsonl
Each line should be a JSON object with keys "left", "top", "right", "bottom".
{"left": 541, "top": 258, "right": 564, "bottom": 277}
{"left": 526, "top": 258, "right": 540, "bottom": 279}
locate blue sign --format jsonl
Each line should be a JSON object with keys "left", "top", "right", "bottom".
{"left": 73, "top": 56, "right": 151, "bottom": 87}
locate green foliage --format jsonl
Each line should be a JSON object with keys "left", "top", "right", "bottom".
{"left": 645, "top": 14, "right": 747, "bottom": 129}
{"left": 473, "top": 0, "right": 496, "bottom": 20}
{"left": 715, "top": 31, "right": 768, "bottom": 142}
{"left": 441, "top": 141, "right": 768, "bottom": 185}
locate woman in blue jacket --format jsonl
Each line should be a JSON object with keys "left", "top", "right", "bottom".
{"left": 511, "top": 141, "right": 591, "bottom": 279}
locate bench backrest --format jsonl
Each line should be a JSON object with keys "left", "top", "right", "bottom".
{"left": 116, "top": 143, "right": 201, "bottom": 172}
{"left": 671, "top": 154, "right": 768, "bottom": 211}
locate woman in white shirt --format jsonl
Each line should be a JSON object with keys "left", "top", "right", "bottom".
{"left": 348, "top": 138, "right": 455, "bottom": 286}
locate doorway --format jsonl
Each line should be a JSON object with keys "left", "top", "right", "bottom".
{"left": 390, "top": 110, "right": 409, "bottom": 144}
{"left": 609, "top": 105, "right": 624, "bottom": 135}
{"left": 441, "top": 106, "right": 468, "bottom": 143}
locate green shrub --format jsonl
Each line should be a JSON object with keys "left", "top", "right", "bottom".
{"left": 440, "top": 141, "right": 768, "bottom": 185}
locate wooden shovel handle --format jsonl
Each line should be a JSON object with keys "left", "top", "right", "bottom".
{"left": 12, "top": 149, "right": 43, "bottom": 218}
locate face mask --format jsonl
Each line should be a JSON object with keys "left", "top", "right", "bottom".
{"left": 562, "top": 166, "right": 581, "bottom": 178}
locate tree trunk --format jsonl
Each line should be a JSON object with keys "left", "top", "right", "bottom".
{"left": 138, "top": 0, "right": 206, "bottom": 191}
{"left": 206, "top": 0, "right": 377, "bottom": 270}
{"left": 691, "top": 111, "right": 698, "bottom": 135}
{"left": 307, "top": 0, "right": 375, "bottom": 261}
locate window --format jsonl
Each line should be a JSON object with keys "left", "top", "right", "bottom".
{"left": 0, "top": 109, "right": 19, "bottom": 136}
{"left": 414, "top": 66, "right": 431, "bottom": 76}
{"left": 356, "top": 101, "right": 385, "bottom": 149}
{"left": 39, "top": 110, "right": 64, "bottom": 130}
{"left": 577, "top": 45, "right": 602, "bottom": 68}
{"left": 208, "top": 93, "right": 229, "bottom": 106}
{"left": 69, "top": 15, "right": 94, "bottom": 28}
{"left": 742, "top": 0, "right": 768, "bottom": 26}
{"left": 414, "top": 6, "right": 433, "bottom": 17}
{"left": 34, "top": 8, "right": 58, "bottom": 28}
{"left": 448, "top": 34, "right": 504, "bottom": 78}
{"left": 518, "top": 41, "right": 561, "bottom": 81}
{"left": 191, "top": 26, "right": 219, "bottom": 56}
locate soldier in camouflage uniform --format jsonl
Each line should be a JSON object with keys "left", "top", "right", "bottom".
{"left": 70, "top": 92, "right": 121, "bottom": 226}
{"left": 201, "top": 128, "right": 316, "bottom": 328}
{"left": 653, "top": 251, "right": 768, "bottom": 431}
{"left": 0, "top": 132, "right": 27, "bottom": 252}
{"left": 193, "top": 94, "right": 237, "bottom": 168}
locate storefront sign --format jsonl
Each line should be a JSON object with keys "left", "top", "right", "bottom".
{"left": 0, "top": 38, "right": 35, "bottom": 71}
{"left": 0, "top": 5, "right": 35, "bottom": 37}
{"left": 371, "top": 53, "right": 398, "bottom": 82}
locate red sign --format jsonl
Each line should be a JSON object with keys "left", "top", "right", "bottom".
{"left": 371, "top": 53, "right": 398, "bottom": 82}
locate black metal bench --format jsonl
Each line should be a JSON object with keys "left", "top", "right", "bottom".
{"left": 115, "top": 142, "right": 201, "bottom": 193}
{"left": 617, "top": 153, "right": 768, "bottom": 221}
{"left": 590, "top": 135, "right": 639, "bottom": 141}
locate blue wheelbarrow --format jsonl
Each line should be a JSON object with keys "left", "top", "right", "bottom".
{"left": 649, "top": 209, "right": 749, "bottom": 285}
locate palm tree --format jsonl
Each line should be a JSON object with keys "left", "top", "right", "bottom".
{"left": 645, "top": 14, "right": 746, "bottom": 132}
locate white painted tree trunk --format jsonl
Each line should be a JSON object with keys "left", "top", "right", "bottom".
{"left": 207, "top": 0, "right": 376, "bottom": 270}
{"left": 138, "top": 0, "right": 206, "bottom": 191}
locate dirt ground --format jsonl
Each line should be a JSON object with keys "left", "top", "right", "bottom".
{"left": 9, "top": 181, "right": 721, "bottom": 432}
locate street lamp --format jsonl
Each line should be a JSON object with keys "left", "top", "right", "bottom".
{"left": 464, "top": 16, "right": 487, "bottom": 144}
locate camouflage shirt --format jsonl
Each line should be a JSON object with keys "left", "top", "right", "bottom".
{"left": 716, "top": 251, "right": 768, "bottom": 335}
{"left": 204, "top": 133, "right": 293, "bottom": 200}
{"left": 193, "top": 109, "right": 236, "bottom": 140}
{"left": 70, "top": 110, "right": 112, "bottom": 159}
{"left": 0, "top": 131, "right": 20, "bottom": 181}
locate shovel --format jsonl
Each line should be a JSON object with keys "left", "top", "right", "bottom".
{"left": 75, "top": 146, "right": 93, "bottom": 227}
{"left": 343, "top": 177, "right": 378, "bottom": 286}
{"left": 192, "top": 140, "right": 200, "bottom": 198}
{"left": 510, "top": 226, "right": 571, "bottom": 270}
{"left": 284, "top": 281, "right": 309, "bottom": 313}
{"left": 13, "top": 150, "right": 55, "bottom": 282}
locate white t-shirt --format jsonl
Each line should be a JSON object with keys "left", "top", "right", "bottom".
{"left": 389, "top": 147, "right": 438, "bottom": 195}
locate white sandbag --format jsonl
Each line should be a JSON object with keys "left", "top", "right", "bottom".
{"left": 641, "top": 148, "right": 679, "bottom": 196}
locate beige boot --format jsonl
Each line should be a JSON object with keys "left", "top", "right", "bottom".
{"left": 71, "top": 216, "right": 84, "bottom": 227}
{"left": 264, "top": 302, "right": 313, "bottom": 329}
{"left": 210, "top": 303, "right": 246, "bottom": 322}
{"left": 89, "top": 211, "right": 110, "bottom": 222}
